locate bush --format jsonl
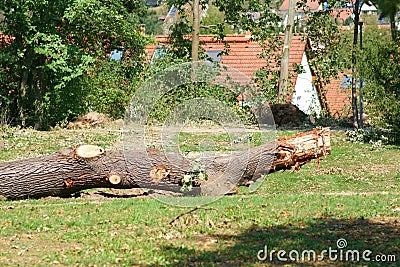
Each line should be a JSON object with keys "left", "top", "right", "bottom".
{"left": 84, "top": 58, "right": 142, "bottom": 120}
{"left": 345, "top": 128, "right": 389, "bottom": 145}
{"left": 360, "top": 34, "right": 400, "bottom": 144}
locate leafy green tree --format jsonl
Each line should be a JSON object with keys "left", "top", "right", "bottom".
{"left": 302, "top": 2, "right": 351, "bottom": 110}
{"left": 163, "top": 0, "right": 282, "bottom": 102}
{"left": 146, "top": 11, "right": 165, "bottom": 35}
{"left": 165, "top": 0, "right": 281, "bottom": 50}
{"left": 307, "top": 0, "right": 361, "bottom": 128}
{"left": 372, "top": 0, "right": 400, "bottom": 40}
{"left": 359, "top": 29, "right": 400, "bottom": 142}
{"left": 200, "top": 3, "right": 234, "bottom": 35}
{"left": 0, "top": 0, "right": 146, "bottom": 128}
{"left": 307, "top": 11, "right": 347, "bottom": 79}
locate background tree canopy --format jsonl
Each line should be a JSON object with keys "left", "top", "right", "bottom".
{"left": 359, "top": 29, "right": 400, "bottom": 143}
{"left": 0, "top": 0, "right": 147, "bottom": 129}
{"left": 0, "top": 0, "right": 399, "bottom": 142}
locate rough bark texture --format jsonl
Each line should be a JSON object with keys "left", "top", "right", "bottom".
{"left": 0, "top": 128, "right": 331, "bottom": 200}
{"left": 351, "top": 0, "right": 360, "bottom": 130}
{"left": 278, "top": 0, "right": 295, "bottom": 103}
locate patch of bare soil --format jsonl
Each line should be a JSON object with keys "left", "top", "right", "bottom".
{"left": 37, "top": 188, "right": 183, "bottom": 201}
{"left": 270, "top": 103, "right": 308, "bottom": 127}
{"left": 67, "top": 112, "right": 123, "bottom": 129}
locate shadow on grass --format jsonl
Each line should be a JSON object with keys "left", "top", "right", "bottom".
{"left": 154, "top": 217, "right": 399, "bottom": 266}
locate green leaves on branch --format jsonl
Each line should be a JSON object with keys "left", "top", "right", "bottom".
{"left": 359, "top": 37, "right": 400, "bottom": 143}
{"left": 303, "top": 3, "right": 348, "bottom": 87}
{"left": 181, "top": 159, "right": 208, "bottom": 192}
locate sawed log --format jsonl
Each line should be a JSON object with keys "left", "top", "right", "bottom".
{"left": 0, "top": 128, "right": 331, "bottom": 200}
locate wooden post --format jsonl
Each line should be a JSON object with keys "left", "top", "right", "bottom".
{"left": 359, "top": 21, "right": 364, "bottom": 129}
{"left": 191, "top": 0, "right": 200, "bottom": 62}
{"left": 278, "top": 0, "right": 295, "bottom": 103}
{"left": 191, "top": 0, "right": 200, "bottom": 96}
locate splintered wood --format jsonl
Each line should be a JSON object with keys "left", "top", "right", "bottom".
{"left": 273, "top": 128, "right": 330, "bottom": 171}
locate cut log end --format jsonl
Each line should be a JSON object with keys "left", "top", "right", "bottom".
{"left": 75, "top": 145, "right": 105, "bottom": 159}
{"left": 108, "top": 174, "right": 121, "bottom": 185}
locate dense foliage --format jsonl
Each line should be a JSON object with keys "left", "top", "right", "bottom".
{"left": 371, "top": 0, "right": 400, "bottom": 40}
{"left": 161, "top": 0, "right": 283, "bottom": 103}
{"left": 360, "top": 31, "right": 400, "bottom": 142}
{"left": 0, "top": 0, "right": 147, "bottom": 128}
{"left": 1, "top": 0, "right": 399, "bottom": 138}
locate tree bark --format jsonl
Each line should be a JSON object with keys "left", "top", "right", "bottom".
{"left": 351, "top": 0, "right": 360, "bottom": 130}
{"left": 390, "top": 12, "right": 397, "bottom": 41}
{"left": 191, "top": 0, "right": 200, "bottom": 62}
{"left": 278, "top": 0, "right": 295, "bottom": 103}
{"left": 0, "top": 128, "right": 331, "bottom": 200}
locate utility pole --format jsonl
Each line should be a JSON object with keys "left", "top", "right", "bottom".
{"left": 191, "top": 0, "right": 200, "bottom": 96}
{"left": 278, "top": 0, "right": 296, "bottom": 103}
{"left": 192, "top": 0, "right": 200, "bottom": 62}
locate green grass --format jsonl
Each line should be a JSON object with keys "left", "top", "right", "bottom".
{"left": 0, "top": 126, "right": 120, "bottom": 163}
{"left": 175, "top": 130, "right": 277, "bottom": 153}
{"left": 0, "top": 127, "right": 399, "bottom": 266}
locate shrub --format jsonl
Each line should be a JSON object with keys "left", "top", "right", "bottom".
{"left": 345, "top": 128, "right": 389, "bottom": 145}
{"left": 84, "top": 58, "right": 142, "bottom": 120}
{"left": 360, "top": 35, "right": 400, "bottom": 144}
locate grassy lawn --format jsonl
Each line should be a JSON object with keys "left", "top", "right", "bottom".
{"left": 0, "top": 127, "right": 399, "bottom": 266}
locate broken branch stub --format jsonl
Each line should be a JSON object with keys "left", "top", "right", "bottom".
{"left": 75, "top": 145, "right": 105, "bottom": 159}
{"left": 108, "top": 174, "right": 122, "bottom": 185}
{"left": 149, "top": 165, "right": 172, "bottom": 185}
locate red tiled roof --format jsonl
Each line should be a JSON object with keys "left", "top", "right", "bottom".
{"left": 146, "top": 45, "right": 157, "bottom": 61}
{"left": 331, "top": 8, "right": 353, "bottom": 24}
{"left": 323, "top": 72, "right": 352, "bottom": 117}
{"left": 146, "top": 34, "right": 307, "bottom": 93}
{"left": 377, "top": 24, "right": 391, "bottom": 29}
{"left": 280, "top": 0, "right": 320, "bottom": 12}
{"left": 0, "top": 33, "right": 15, "bottom": 48}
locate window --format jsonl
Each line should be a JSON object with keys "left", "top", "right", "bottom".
{"left": 151, "top": 46, "right": 169, "bottom": 64}
{"left": 340, "top": 75, "right": 352, "bottom": 88}
{"left": 340, "top": 75, "right": 366, "bottom": 88}
{"left": 167, "top": 6, "right": 178, "bottom": 18}
{"left": 206, "top": 50, "right": 222, "bottom": 63}
{"left": 110, "top": 48, "right": 124, "bottom": 61}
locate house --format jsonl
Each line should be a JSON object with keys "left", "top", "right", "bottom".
{"left": 361, "top": 1, "right": 378, "bottom": 15}
{"left": 146, "top": 34, "right": 323, "bottom": 117}
{"left": 279, "top": 0, "right": 321, "bottom": 23}
{"left": 279, "top": 0, "right": 321, "bottom": 15}
{"left": 280, "top": 1, "right": 377, "bottom": 26}
{"left": 146, "top": 0, "right": 164, "bottom": 7}
{"left": 331, "top": 8, "right": 353, "bottom": 25}
{"left": 323, "top": 72, "right": 352, "bottom": 117}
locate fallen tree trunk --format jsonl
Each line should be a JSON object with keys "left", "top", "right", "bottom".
{"left": 0, "top": 128, "right": 331, "bottom": 200}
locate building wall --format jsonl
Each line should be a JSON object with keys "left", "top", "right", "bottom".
{"left": 291, "top": 52, "right": 322, "bottom": 116}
